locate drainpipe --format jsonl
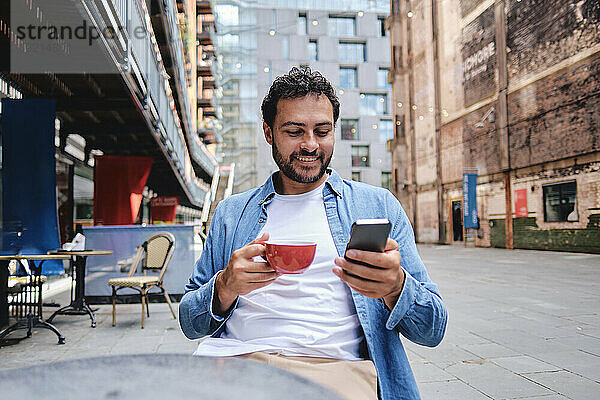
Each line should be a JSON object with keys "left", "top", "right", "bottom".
{"left": 406, "top": 0, "right": 418, "bottom": 237}
{"left": 431, "top": 0, "right": 444, "bottom": 244}
{"left": 495, "top": 0, "right": 512, "bottom": 249}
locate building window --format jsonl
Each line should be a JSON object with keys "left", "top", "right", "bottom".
{"left": 352, "top": 171, "right": 361, "bottom": 182}
{"left": 222, "top": 81, "right": 239, "bottom": 96}
{"left": 378, "top": 68, "right": 391, "bottom": 89}
{"left": 378, "top": 119, "right": 393, "bottom": 142}
{"left": 382, "top": 171, "right": 392, "bottom": 190}
{"left": 308, "top": 39, "right": 318, "bottom": 61}
{"left": 221, "top": 104, "right": 239, "bottom": 120}
{"left": 392, "top": 45, "right": 402, "bottom": 69}
{"left": 266, "top": 61, "right": 272, "bottom": 83}
{"left": 339, "top": 67, "right": 357, "bottom": 88}
{"left": 378, "top": 17, "right": 387, "bottom": 37}
{"left": 298, "top": 13, "right": 307, "bottom": 35}
{"left": 543, "top": 181, "right": 577, "bottom": 222}
{"left": 328, "top": 16, "right": 356, "bottom": 37}
{"left": 360, "top": 93, "right": 388, "bottom": 115}
{"left": 351, "top": 145, "right": 369, "bottom": 167}
{"left": 282, "top": 36, "right": 289, "bottom": 60}
{"left": 339, "top": 42, "right": 366, "bottom": 63}
{"left": 395, "top": 115, "right": 405, "bottom": 139}
{"left": 341, "top": 119, "right": 359, "bottom": 140}
{"left": 215, "top": 4, "right": 239, "bottom": 26}
{"left": 220, "top": 33, "right": 239, "bottom": 48}
{"left": 202, "top": 88, "right": 213, "bottom": 100}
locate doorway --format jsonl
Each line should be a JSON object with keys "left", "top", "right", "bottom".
{"left": 452, "top": 200, "right": 463, "bottom": 242}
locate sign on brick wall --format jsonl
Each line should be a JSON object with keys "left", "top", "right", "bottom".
{"left": 514, "top": 189, "right": 528, "bottom": 218}
{"left": 461, "top": 6, "right": 496, "bottom": 107}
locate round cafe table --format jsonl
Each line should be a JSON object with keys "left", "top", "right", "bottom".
{"left": 46, "top": 250, "right": 113, "bottom": 328}
{"left": 0, "top": 354, "right": 343, "bottom": 400}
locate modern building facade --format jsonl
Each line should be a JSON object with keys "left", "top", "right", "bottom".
{"left": 388, "top": 0, "right": 600, "bottom": 253}
{"left": 1, "top": 0, "right": 218, "bottom": 234}
{"left": 211, "top": 0, "right": 393, "bottom": 192}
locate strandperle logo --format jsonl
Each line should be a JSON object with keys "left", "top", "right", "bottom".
{"left": 15, "top": 20, "right": 148, "bottom": 46}
{"left": 9, "top": 0, "right": 151, "bottom": 72}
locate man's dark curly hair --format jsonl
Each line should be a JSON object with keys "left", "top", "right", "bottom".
{"left": 261, "top": 67, "right": 340, "bottom": 129}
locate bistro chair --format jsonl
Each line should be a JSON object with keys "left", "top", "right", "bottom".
{"left": 108, "top": 232, "right": 176, "bottom": 328}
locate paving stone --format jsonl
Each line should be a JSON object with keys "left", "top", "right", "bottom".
{"left": 405, "top": 347, "right": 426, "bottom": 361}
{"left": 532, "top": 350, "right": 600, "bottom": 382}
{"left": 563, "top": 314, "right": 600, "bottom": 326}
{"left": 443, "top": 327, "right": 493, "bottom": 346}
{"left": 551, "top": 334, "right": 600, "bottom": 357}
{"left": 481, "top": 333, "right": 573, "bottom": 356}
{"left": 459, "top": 342, "right": 521, "bottom": 359}
{"left": 417, "top": 379, "right": 491, "bottom": 400}
{"left": 444, "top": 360, "right": 554, "bottom": 399}
{"left": 489, "top": 356, "right": 561, "bottom": 374}
{"left": 156, "top": 342, "right": 198, "bottom": 354}
{"left": 404, "top": 341, "right": 481, "bottom": 365}
{"left": 409, "top": 360, "right": 457, "bottom": 383}
{"left": 522, "top": 371, "right": 600, "bottom": 400}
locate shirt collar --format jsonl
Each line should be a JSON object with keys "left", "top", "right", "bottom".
{"left": 257, "top": 168, "right": 343, "bottom": 206}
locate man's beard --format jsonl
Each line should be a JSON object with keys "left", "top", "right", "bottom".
{"left": 272, "top": 141, "right": 332, "bottom": 184}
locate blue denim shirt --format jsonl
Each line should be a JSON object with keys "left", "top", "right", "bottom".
{"left": 179, "top": 170, "right": 447, "bottom": 400}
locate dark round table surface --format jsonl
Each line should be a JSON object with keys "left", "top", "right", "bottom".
{"left": 0, "top": 353, "right": 343, "bottom": 399}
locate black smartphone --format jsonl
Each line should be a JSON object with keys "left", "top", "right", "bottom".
{"left": 344, "top": 219, "right": 391, "bottom": 268}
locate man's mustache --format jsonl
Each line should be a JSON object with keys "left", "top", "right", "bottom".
{"left": 292, "top": 150, "right": 323, "bottom": 159}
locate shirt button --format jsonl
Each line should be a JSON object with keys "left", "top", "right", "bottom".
{"left": 259, "top": 218, "right": 264, "bottom": 223}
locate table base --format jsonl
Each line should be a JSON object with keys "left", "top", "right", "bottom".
{"left": 0, "top": 314, "right": 65, "bottom": 345}
{"left": 47, "top": 298, "right": 96, "bottom": 328}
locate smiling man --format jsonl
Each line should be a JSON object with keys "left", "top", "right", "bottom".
{"left": 179, "top": 67, "right": 447, "bottom": 400}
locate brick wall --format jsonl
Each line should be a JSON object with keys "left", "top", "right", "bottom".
{"left": 440, "top": 119, "right": 464, "bottom": 184}
{"left": 490, "top": 215, "right": 600, "bottom": 254}
{"left": 506, "top": 0, "right": 600, "bottom": 80}
{"left": 391, "top": 0, "right": 600, "bottom": 252}
{"left": 508, "top": 54, "right": 600, "bottom": 169}
{"left": 462, "top": 103, "right": 502, "bottom": 176}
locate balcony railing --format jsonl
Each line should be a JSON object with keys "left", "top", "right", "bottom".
{"left": 158, "top": 0, "right": 218, "bottom": 177}
{"left": 159, "top": 0, "right": 194, "bottom": 137}
{"left": 81, "top": 0, "right": 217, "bottom": 206}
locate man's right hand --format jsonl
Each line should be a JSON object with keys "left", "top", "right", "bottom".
{"left": 213, "top": 232, "right": 278, "bottom": 316}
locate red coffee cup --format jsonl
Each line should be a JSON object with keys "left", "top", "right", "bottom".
{"left": 264, "top": 241, "right": 317, "bottom": 274}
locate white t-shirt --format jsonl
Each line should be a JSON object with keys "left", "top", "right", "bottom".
{"left": 194, "top": 181, "right": 364, "bottom": 360}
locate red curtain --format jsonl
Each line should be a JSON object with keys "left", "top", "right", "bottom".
{"left": 151, "top": 196, "right": 180, "bottom": 223}
{"left": 93, "top": 155, "right": 154, "bottom": 225}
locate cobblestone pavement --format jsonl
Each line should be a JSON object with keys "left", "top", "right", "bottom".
{"left": 407, "top": 245, "right": 600, "bottom": 400}
{"left": 1, "top": 245, "right": 598, "bottom": 399}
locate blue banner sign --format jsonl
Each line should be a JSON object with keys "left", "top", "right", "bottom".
{"left": 1, "top": 99, "right": 63, "bottom": 274}
{"left": 463, "top": 173, "right": 479, "bottom": 229}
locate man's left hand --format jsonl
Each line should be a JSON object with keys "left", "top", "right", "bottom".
{"left": 333, "top": 238, "right": 405, "bottom": 310}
